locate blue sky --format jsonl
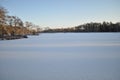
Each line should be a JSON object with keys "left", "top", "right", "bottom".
{"left": 0, "top": 0, "right": 120, "bottom": 28}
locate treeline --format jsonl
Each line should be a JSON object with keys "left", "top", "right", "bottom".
{"left": 1, "top": 7, "right": 120, "bottom": 38}
{"left": 43, "top": 22, "right": 120, "bottom": 33}
{"left": 0, "top": 7, "right": 41, "bottom": 39}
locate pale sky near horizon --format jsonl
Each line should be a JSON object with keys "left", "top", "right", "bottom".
{"left": 0, "top": 0, "right": 120, "bottom": 28}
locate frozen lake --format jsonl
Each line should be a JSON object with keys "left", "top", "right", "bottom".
{"left": 0, "top": 33, "right": 120, "bottom": 80}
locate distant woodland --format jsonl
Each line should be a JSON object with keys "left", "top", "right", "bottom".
{"left": 43, "top": 22, "right": 120, "bottom": 33}
{"left": 0, "top": 6, "right": 120, "bottom": 39}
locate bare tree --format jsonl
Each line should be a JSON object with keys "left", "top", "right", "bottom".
{"left": 0, "top": 6, "right": 7, "bottom": 26}
{"left": 6, "top": 16, "right": 14, "bottom": 27}
{"left": 0, "top": 7, "right": 7, "bottom": 37}
{"left": 25, "top": 21, "right": 32, "bottom": 28}
{"left": 13, "top": 16, "right": 23, "bottom": 27}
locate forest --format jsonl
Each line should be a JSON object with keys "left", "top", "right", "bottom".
{"left": 43, "top": 22, "right": 120, "bottom": 33}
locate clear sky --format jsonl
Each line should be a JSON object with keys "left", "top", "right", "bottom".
{"left": 0, "top": 0, "right": 120, "bottom": 28}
